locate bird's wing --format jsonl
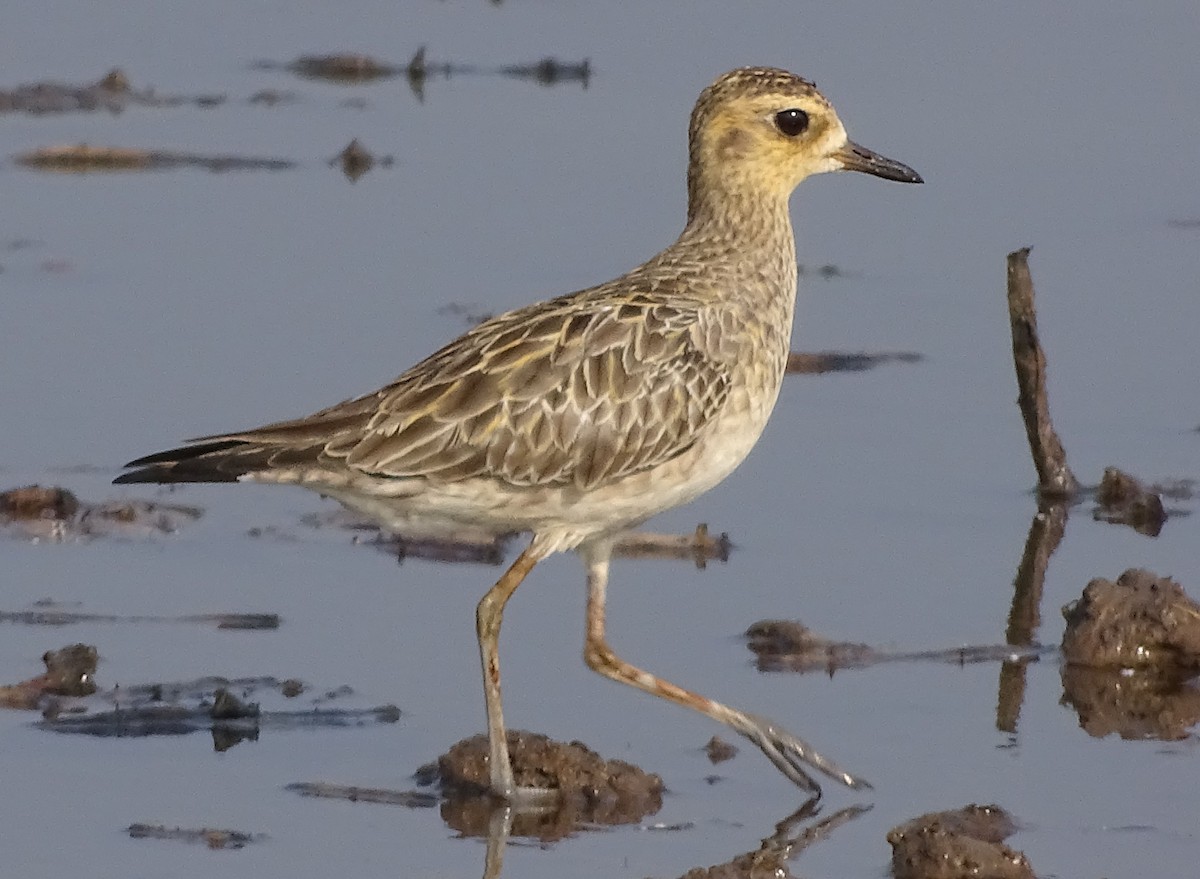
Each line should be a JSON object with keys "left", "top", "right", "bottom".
{"left": 213, "top": 287, "right": 733, "bottom": 490}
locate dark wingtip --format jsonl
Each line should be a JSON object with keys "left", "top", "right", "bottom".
{"left": 120, "top": 439, "right": 245, "bottom": 470}
{"left": 114, "top": 462, "right": 242, "bottom": 485}
{"left": 114, "top": 439, "right": 249, "bottom": 485}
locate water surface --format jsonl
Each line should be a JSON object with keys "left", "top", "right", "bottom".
{"left": 2, "top": 2, "right": 1198, "bottom": 877}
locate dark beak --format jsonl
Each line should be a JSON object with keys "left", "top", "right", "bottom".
{"left": 836, "top": 140, "right": 923, "bottom": 184}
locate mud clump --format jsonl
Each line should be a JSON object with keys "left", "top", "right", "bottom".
{"left": 1093, "top": 467, "right": 1167, "bottom": 536}
{"left": 703, "top": 735, "right": 738, "bottom": 764}
{"left": 209, "top": 687, "right": 260, "bottom": 720}
{"left": 334, "top": 138, "right": 372, "bottom": 180}
{"left": 1061, "top": 569, "right": 1200, "bottom": 672}
{"left": 329, "top": 138, "right": 394, "bottom": 181}
{"left": 0, "top": 643, "right": 98, "bottom": 709}
{"left": 1060, "top": 569, "right": 1200, "bottom": 740}
{"left": 887, "top": 804, "right": 1033, "bottom": 879}
{"left": 0, "top": 484, "right": 200, "bottom": 541}
{"left": 0, "top": 485, "right": 80, "bottom": 519}
{"left": 38, "top": 644, "right": 98, "bottom": 696}
{"left": 424, "top": 731, "right": 662, "bottom": 840}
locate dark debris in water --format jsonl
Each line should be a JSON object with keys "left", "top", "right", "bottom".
{"left": 127, "top": 823, "right": 266, "bottom": 850}
{"left": 1, "top": 598, "right": 277, "bottom": 631}
{"left": 258, "top": 47, "right": 590, "bottom": 101}
{"left": 15, "top": 145, "right": 295, "bottom": 173}
{"left": 0, "top": 68, "right": 224, "bottom": 115}
{"left": 746, "top": 620, "right": 876, "bottom": 673}
{"left": 785, "top": 350, "right": 923, "bottom": 375}
{"left": 0, "top": 484, "right": 201, "bottom": 541}
{"left": 329, "top": 138, "right": 394, "bottom": 182}
{"left": 269, "top": 53, "right": 406, "bottom": 84}
{"left": 888, "top": 804, "right": 1032, "bottom": 879}
{"left": 745, "top": 619, "right": 1045, "bottom": 674}
{"left": 37, "top": 674, "right": 399, "bottom": 749}
{"left": 247, "top": 88, "right": 299, "bottom": 106}
{"left": 796, "top": 262, "right": 851, "bottom": 279}
{"left": 499, "top": 57, "right": 592, "bottom": 87}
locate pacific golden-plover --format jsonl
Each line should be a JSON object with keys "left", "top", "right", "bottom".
{"left": 117, "top": 67, "right": 922, "bottom": 800}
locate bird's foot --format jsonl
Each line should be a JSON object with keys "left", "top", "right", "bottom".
{"left": 737, "top": 711, "right": 872, "bottom": 795}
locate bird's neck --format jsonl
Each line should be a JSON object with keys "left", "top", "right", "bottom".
{"left": 682, "top": 181, "right": 795, "bottom": 258}
{"left": 676, "top": 184, "right": 798, "bottom": 304}
{"left": 674, "top": 182, "right": 799, "bottom": 378}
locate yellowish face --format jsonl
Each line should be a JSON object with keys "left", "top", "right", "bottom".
{"left": 701, "top": 91, "right": 850, "bottom": 190}
{"left": 691, "top": 68, "right": 922, "bottom": 194}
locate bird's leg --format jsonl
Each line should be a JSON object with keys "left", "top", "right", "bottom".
{"left": 581, "top": 544, "right": 870, "bottom": 795}
{"left": 475, "top": 542, "right": 557, "bottom": 804}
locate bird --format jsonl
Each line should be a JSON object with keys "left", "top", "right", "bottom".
{"left": 116, "top": 66, "right": 922, "bottom": 801}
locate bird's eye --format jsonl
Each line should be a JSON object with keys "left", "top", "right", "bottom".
{"left": 774, "top": 108, "right": 809, "bottom": 137}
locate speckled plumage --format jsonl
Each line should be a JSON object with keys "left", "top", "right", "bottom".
{"left": 117, "top": 67, "right": 921, "bottom": 800}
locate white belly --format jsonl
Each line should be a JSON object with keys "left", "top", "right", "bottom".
{"left": 314, "top": 381, "right": 780, "bottom": 553}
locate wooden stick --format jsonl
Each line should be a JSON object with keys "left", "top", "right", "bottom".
{"left": 1006, "top": 248, "right": 1078, "bottom": 498}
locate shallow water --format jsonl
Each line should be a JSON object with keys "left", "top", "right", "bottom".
{"left": 2, "top": 2, "right": 1199, "bottom": 877}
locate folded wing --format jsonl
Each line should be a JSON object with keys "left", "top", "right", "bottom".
{"left": 118, "top": 289, "right": 732, "bottom": 491}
